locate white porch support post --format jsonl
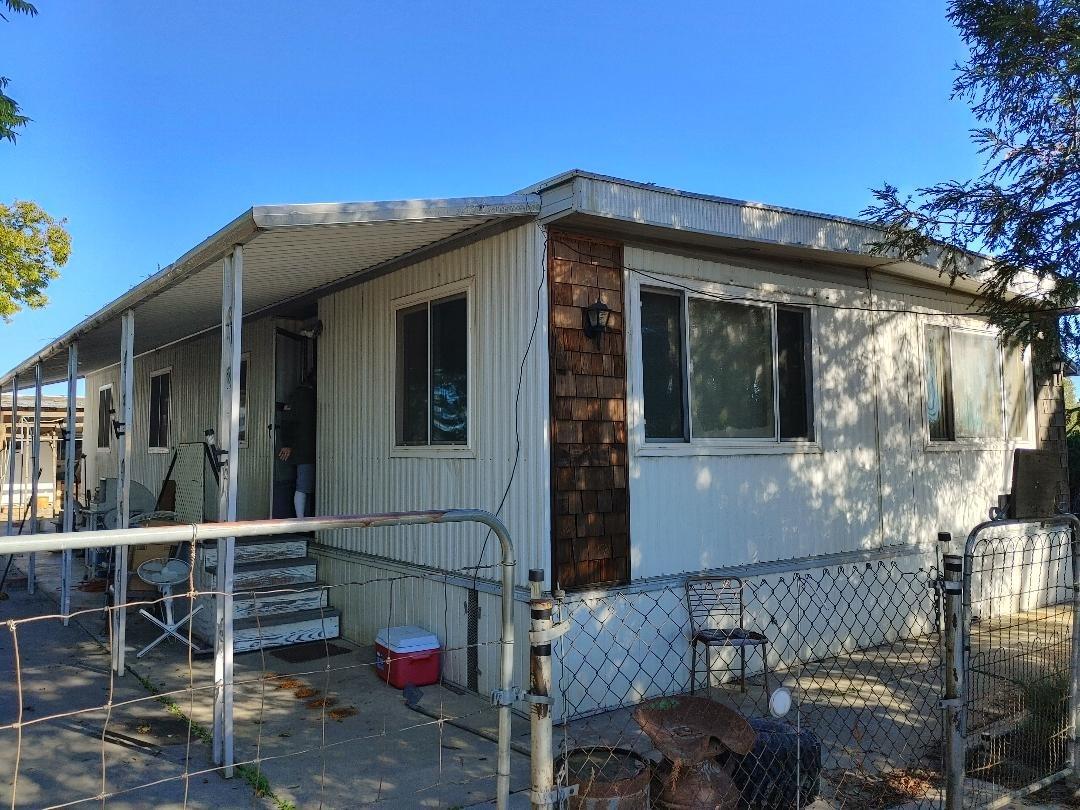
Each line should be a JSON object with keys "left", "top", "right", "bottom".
{"left": 27, "top": 363, "right": 42, "bottom": 592}
{"left": 111, "top": 309, "right": 135, "bottom": 675}
{"left": 61, "top": 343, "right": 78, "bottom": 623}
{"left": 212, "top": 245, "right": 241, "bottom": 776}
{"left": 4, "top": 376, "right": 17, "bottom": 538}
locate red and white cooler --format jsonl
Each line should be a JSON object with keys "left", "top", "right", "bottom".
{"left": 374, "top": 625, "right": 441, "bottom": 689}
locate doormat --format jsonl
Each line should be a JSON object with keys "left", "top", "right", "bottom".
{"left": 270, "top": 641, "right": 353, "bottom": 664}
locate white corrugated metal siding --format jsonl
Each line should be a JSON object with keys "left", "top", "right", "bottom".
{"left": 315, "top": 223, "right": 550, "bottom": 583}
{"left": 83, "top": 318, "right": 275, "bottom": 519}
{"left": 314, "top": 551, "right": 532, "bottom": 696}
{"left": 624, "top": 246, "right": 1029, "bottom": 579}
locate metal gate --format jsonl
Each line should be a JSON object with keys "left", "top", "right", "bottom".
{"left": 951, "top": 515, "right": 1080, "bottom": 808}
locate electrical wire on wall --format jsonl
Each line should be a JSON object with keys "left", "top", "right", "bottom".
{"left": 463, "top": 223, "right": 550, "bottom": 590}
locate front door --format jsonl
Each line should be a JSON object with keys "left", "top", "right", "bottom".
{"left": 271, "top": 323, "right": 316, "bottom": 517}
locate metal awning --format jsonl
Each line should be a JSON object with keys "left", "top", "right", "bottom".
{"left": 1, "top": 195, "right": 540, "bottom": 387}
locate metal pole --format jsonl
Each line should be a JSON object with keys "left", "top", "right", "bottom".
{"left": 528, "top": 569, "right": 556, "bottom": 810}
{"left": 27, "top": 363, "right": 42, "bottom": 593}
{"left": 61, "top": 344, "right": 78, "bottom": 624}
{"left": 942, "top": 549, "right": 964, "bottom": 810}
{"left": 112, "top": 309, "right": 134, "bottom": 675}
{"left": 1070, "top": 522, "right": 1080, "bottom": 773}
{"left": 0, "top": 507, "right": 518, "bottom": 802}
{"left": 213, "top": 246, "right": 242, "bottom": 776}
{"left": 439, "top": 509, "right": 517, "bottom": 810}
{"left": 4, "top": 376, "right": 16, "bottom": 538}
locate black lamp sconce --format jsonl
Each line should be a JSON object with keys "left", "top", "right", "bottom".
{"left": 584, "top": 299, "right": 612, "bottom": 341}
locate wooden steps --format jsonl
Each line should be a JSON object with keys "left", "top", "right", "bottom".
{"left": 233, "top": 582, "right": 329, "bottom": 619}
{"left": 206, "top": 556, "right": 318, "bottom": 590}
{"left": 203, "top": 534, "right": 308, "bottom": 566}
{"left": 233, "top": 607, "right": 341, "bottom": 653}
{"left": 195, "top": 531, "right": 340, "bottom": 653}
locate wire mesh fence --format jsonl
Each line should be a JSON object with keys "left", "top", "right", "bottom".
{"left": 553, "top": 556, "right": 945, "bottom": 808}
{"left": 960, "top": 520, "right": 1079, "bottom": 808}
{"left": 0, "top": 531, "right": 520, "bottom": 808}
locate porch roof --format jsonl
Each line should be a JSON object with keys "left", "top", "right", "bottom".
{"left": 1, "top": 195, "right": 540, "bottom": 388}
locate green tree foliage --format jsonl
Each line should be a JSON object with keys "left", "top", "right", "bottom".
{"left": 0, "top": 201, "right": 70, "bottom": 319}
{"left": 1, "top": 0, "right": 70, "bottom": 319}
{"left": 0, "top": 1, "right": 36, "bottom": 143}
{"left": 863, "top": 0, "right": 1080, "bottom": 362}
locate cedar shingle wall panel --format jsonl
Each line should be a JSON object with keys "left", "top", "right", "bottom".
{"left": 548, "top": 233, "right": 629, "bottom": 590}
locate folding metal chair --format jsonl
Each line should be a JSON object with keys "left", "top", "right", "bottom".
{"left": 685, "top": 576, "right": 770, "bottom": 699}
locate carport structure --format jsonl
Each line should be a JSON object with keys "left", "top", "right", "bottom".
{"left": 0, "top": 192, "right": 540, "bottom": 775}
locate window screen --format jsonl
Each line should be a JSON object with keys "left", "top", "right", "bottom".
{"left": 431, "top": 295, "right": 468, "bottom": 445}
{"left": 952, "top": 331, "right": 1003, "bottom": 439}
{"left": 688, "top": 299, "right": 775, "bottom": 439}
{"left": 777, "top": 307, "right": 814, "bottom": 441}
{"left": 640, "top": 290, "right": 686, "bottom": 440}
{"left": 396, "top": 293, "right": 468, "bottom": 447}
{"left": 1004, "top": 343, "right": 1032, "bottom": 440}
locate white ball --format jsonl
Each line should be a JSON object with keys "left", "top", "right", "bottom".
{"left": 769, "top": 687, "right": 792, "bottom": 718}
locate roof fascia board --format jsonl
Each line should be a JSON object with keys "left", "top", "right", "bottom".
{"left": 252, "top": 195, "right": 540, "bottom": 228}
{"left": 0, "top": 209, "right": 259, "bottom": 388}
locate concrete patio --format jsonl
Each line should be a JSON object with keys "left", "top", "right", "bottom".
{"left": 0, "top": 549, "right": 532, "bottom": 809}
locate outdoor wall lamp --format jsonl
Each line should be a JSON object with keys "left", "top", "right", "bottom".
{"left": 1052, "top": 356, "right": 1065, "bottom": 377}
{"left": 584, "top": 300, "right": 612, "bottom": 340}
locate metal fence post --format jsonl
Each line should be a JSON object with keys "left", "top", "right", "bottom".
{"left": 527, "top": 568, "right": 571, "bottom": 810}
{"left": 529, "top": 569, "right": 554, "bottom": 810}
{"left": 942, "top": 549, "right": 965, "bottom": 810}
{"left": 1070, "top": 521, "right": 1080, "bottom": 773}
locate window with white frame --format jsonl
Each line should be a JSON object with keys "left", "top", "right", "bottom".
{"left": 639, "top": 288, "right": 814, "bottom": 443}
{"left": 395, "top": 291, "right": 469, "bottom": 447}
{"left": 96, "top": 385, "right": 113, "bottom": 450}
{"left": 148, "top": 368, "right": 172, "bottom": 451}
{"left": 923, "top": 324, "right": 1033, "bottom": 442}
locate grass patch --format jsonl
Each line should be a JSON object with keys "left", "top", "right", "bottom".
{"left": 128, "top": 668, "right": 295, "bottom": 810}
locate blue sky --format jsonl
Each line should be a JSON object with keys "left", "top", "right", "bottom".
{"left": 1, "top": 1, "right": 979, "bottom": 378}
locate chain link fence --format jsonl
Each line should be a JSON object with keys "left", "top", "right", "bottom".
{"left": 552, "top": 554, "right": 945, "bottom": 808}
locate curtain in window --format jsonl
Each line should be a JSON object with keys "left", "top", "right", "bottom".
{"left": 688, "top": 299, "right": 774, "bottom": 439}
{"left": 925, "top": 326, "right": 953, "bottom": 441}
{"left": 952, "top": 331, "right": 1003, "bottom": 439}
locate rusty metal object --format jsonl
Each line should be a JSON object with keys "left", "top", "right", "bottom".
{"left": 633, "top": 696, "right": 754, "bottom": 810}
{"left": 653, "top": 757, "right": 739, "bottom": 809}
{"left": 557, "top": 747, "right": 650, "bottom": 809}
{"left": 633, "top": 695, "right": 756, "bottom": 761}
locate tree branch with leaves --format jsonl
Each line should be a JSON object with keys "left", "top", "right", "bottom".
{"left": 863, "top": 0, "right": 1080, "bottom": 362}
{"left": 1, "top": 0, "right": 71, "bottom": 319}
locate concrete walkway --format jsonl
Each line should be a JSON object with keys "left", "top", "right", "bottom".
{"left": 0, "top": 562, "right": 263, "bottom": 809}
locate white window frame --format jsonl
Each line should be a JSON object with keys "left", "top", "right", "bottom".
{"left": 627, "top": 273, "right": 821, "bottom": 457}
{"left": 96, "top": 384, "right": 113, "bottom": 452}
{"left": 920, "top": 318, "right": 1036, "bottom": 450}
{"left": 147, "top": 366, "right": 172, "bottom": 453}
{"left": 390, "top": 278, "right": 475, "bottom": 458}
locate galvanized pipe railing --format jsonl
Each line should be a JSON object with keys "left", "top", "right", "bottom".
{"left": 3, "top": 508, "right": 517, "bottom": 810}
{"left": 957, "top": 514, "right": 1080, "bottom": 809}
